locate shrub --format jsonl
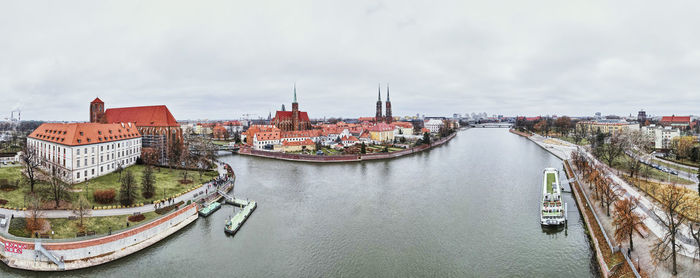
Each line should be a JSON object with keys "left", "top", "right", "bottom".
{"left": 0, "top": 199, "right": 8, "bottom": 205}
{"left": 128, "top": 214, "right": 146, "bottom": 222}
{"left": 93, "top": 189, "right": 116, "bottom": 204}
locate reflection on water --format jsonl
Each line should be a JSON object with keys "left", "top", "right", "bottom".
{"left": 2, "top": 129, "right": 597, "bottom": 277}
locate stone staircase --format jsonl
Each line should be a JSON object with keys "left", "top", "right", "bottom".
{"left": 34, "top": 241, "right": 65, "bottom": 270}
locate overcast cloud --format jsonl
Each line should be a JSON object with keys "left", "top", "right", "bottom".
{"left": 2, "top": 0, "right": 700, "bottom": 121}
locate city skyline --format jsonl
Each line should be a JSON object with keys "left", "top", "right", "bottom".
{"left": 2, "top": 0, "right": 700, "bottom": 120}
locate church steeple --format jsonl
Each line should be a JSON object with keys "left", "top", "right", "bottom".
{"left": 385, "top": 84, "right": 392, "bottom": 123}
{"left": 293, "top": 83, "right": 297, "bottom": 103}
{"left": 386, "top": 84, "right": 390, "bottom": 102}
{"left": 375, "top": 83, "right": 383, "bottom": 123}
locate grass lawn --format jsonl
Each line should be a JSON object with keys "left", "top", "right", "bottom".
{"left": 0, "top": 166, "right": 49, "bottom": 208}
{"left": 556, "top": 136, "right": 589, "bottom": 146}
{"left": 610, "top": 155, "right": 694, "bottom": 185}
{"left": 76, "top": 165, "right": 218, "bottom": 206}
{"left": 1, "top": 164, "right": 216, "bottom": 209}
{"left": 657, "top": 156, "right": 700, "bottom": 168}
{"left": 9, "top": 211, "right": 160, "bottom": 239}
{"left": 546, "top": 172, "right": 555, "bottom": 194}
{"left": 652, "top": 158, "right": 699, "bottom": 174}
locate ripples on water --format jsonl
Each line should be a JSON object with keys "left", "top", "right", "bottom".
{"left": 2, "top": 129, "right": 596, "bottom": 277}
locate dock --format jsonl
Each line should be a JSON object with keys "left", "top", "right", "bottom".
{"left": 198, "top": 201, "right": 221, "bottom": 217}
{"left": 224, "top": 200, "right": 257, "bottom": 235}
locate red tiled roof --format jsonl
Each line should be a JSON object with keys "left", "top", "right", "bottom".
{"left": 281, "top": 130, "right": 317, "bottom": 138}
{"left": 358, "top": 117, "right": 376, "bottom": 122}
{"left": 29, "top": 122, "right": 141, "bottom": 146}
{"left": 341, "top": 135, "right": 358, "bottom": 142}
{"left": 661, "top": 116, "right": 691, "bottom": 123}
{"left": 368, "top": 123, "right": 393, "bottom": 132}
{"left": 273, "top": 111, "right": 310, "bottom": 122}
{"left": 393, "top": 122, "right": 413, "bottom": 128}
{"left": 91, "top": 97, "right": 104, "bottom": 104}
{"left": 105, "top": 105, "right": 179, "bottom": 127}
{"left": 282, "top": 139, "right": 315, "bottom": 146}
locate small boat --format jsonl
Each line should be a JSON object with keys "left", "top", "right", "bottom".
{"left": 198, "top": 201, "right": 222, "bottom": 217}
{"left": 540, "top": 168, "right": 566, "bottom": 226}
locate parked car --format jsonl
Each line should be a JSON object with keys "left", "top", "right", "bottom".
{"left": 670, "top": 170, "right": 679, "bottom": 175}
{"left": 0, "top": 215, "right": 6, "bottom": 227}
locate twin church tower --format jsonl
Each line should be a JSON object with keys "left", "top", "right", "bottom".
{"left": 375, "top": 84, "right": 392, "bottom": 123}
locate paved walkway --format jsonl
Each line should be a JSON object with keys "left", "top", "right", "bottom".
{"left": 0, "top": 162, "right": 231, "bottom": 219}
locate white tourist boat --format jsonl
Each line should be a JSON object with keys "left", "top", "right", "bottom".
{"left": 540, "top": 168, "right": 567, "bottom": 226}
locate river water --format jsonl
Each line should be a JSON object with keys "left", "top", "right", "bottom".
{"left": 4, "top": 128, "right": 597, "bottom": 277}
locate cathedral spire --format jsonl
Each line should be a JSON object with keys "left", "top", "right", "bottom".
{"left": 293, "top": 83, "right": 297, "bottom": 103}
{"left": 378, "top": 83, "right": 381, "bottom": 101}
{"left": 386, "top": 84, "right": 390, "bottom": 102}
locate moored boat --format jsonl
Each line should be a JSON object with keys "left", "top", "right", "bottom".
{"left": 540, "top": 168, "right": 566, "bottom": 226}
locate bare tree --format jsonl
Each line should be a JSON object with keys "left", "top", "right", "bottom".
{"left": 48, "top": 167, "right": 67, "bottom": 208}
{"left": 119, "top": 171, "right": 138, "bottom": 206}
{"left": 651, "top": 184, "right": 689, "bottom": 275}
{"left": 601, "top": 132, "right": 627, "bottom": 167}
{"left": 690, "top": 222, "right": 700, "bottom": 260}
{"left": 72, "top": 194, "right": 91, "bottom": 227}
{"left": 141, "top": 166, "right": 156, "bottom": 198}
{"left": 613, "top": 197, "right": 645, "bottom": 251}
{"left": 599, "top": 178, "right": 619, "bottom": 216}
{"left": 25, "top": 194, "right": 44, "bottom": 234}
{"left": 20, "top": 144, "right": 41, "bottom": 192}
{"left": 623, "top": 130, "right": 652, "bottom": 179}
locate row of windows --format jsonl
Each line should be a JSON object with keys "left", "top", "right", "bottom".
{"left": 76, "top": 157, "right": 138, "bottom": 180}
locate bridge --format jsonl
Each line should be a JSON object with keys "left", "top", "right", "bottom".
{"left": 471, "top": 123, "right": 514, "bottom": 128}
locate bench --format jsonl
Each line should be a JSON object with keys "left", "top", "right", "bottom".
{"left": 87, "top": 231, "right": 96, "bottom": 236}
{"left": 40, "top": 233, "right": 50, "bottom": 239}
{"left": 132, "top": 212, "right": 141, "bottom": 216}
{"left": 76, "top": 232, "right": 86, "bottom": 237}
{"left": 68, "top": 216, "right": 78, "bottom": 220}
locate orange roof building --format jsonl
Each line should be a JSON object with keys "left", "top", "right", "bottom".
{"left": 27, "top": 122, "right": 142, "bottom": 184}
{"left": 89, "top": 98, "right": 183, "bottom": 164}
{"left": 271, "top": 85, "right": 312, "bottom": 131}
{"left": 660, "top": 116, "right": 693, "bottom": 128}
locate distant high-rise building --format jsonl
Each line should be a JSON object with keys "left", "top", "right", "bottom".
{"left": 637, "top": 110, "right": 647, "bottom": 123}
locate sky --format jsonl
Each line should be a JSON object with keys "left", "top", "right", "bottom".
{"left": 1, "top": 0, "right": 700, "bottom": 121}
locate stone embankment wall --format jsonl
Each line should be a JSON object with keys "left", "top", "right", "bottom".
{"left": 0, "top": 203, "right": 198, "bottom": 271}
{"left": 238, "top": 133, "right": 457, "bottom": 162}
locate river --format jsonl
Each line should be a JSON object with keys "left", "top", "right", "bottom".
{"left": 3, "top": 128, "right": 597, "bottom": 277}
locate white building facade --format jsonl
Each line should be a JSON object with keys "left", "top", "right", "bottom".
{"left": 27, "top": 122, "right": 142, "bottom": 184}
{"left": 641, "top": 124, "right": 680, "bottom": 150}
{"left": 424, "top": 119, "right": 444, "bottom": 134}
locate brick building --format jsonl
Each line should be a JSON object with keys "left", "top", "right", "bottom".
{"left": 89, "top": 98, "right": 182, "bottom": 164}
{"left": 271, "top": 85, "right": 312, "bottom": 131}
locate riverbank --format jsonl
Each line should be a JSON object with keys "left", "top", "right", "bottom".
{"left": 237, "top": 132, "right": 457, "bottom": 163}
{"left": 0, "top": 203, "right": 198, "bottom": 271}
{"left": 0, "top": 162, "right": 236, "bottom": 272}
{"left": 514, "top": 129, "right": 699, "bottom": 277}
